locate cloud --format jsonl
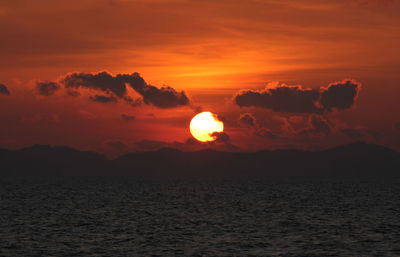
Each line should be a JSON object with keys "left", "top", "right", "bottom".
{"left": 137, "top": 85, "right": 190, "bottom": 109}
{"left": 60, "top": 71, "right": 190, "bottom": 108}
{"left": 121, "top": 114, "right": 135, "bottom": 121}
{"left": 89, "top": 95, "right": 118, "bottom": 103}
{"left": 235, "top": 84, "right": 320, "bottom": 114}
{"left": 234, "top": 79, "right": 361, "bottom": 114}
{"left": 320, "top": 80, "right": 361, "bottom": 111}
{"left": 0, "top": 83, "right": 10, "bottom": 95}
{"left": 210, "top": 132, "right": 230, "bottom": 143}
{"left": 36, "top": 81, "right": 61, "bottom": 96}
{"left": 395, "top": 122, "right": 400, "bottom": 131}
{"left": 62, "top": 72, "right": 127, "bottom": 98}
{"left": 209, "top": 132, "right": 240, "bottom": 150}
{"left": 117, "top": 73, "right": 147, "bottom": 91}
{"left": 239, "top": 113, "right": 256, "bottom": 127}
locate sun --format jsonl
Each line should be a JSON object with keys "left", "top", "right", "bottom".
{"left": 190, "top": 112, "right": 224, "bottom": 142}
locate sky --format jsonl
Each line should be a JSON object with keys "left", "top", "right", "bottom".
{"left": 0, "top": 0, "right": 400, "bottom": 156}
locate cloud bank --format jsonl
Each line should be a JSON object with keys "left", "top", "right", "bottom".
{"left": 234, "top": 79, "right": 361, "bottom": 114}
{"left": 46, "top": 71, "right": 190, "bottom": 108}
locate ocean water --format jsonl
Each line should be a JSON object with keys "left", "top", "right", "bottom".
{"left": 1, "top": 177, "right": 400, "bottom": 256}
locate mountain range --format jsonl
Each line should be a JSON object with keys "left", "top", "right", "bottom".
{"left": 1, "top": 142, "right": 399, "bottom": 177}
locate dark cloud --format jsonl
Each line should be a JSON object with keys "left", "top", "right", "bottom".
{"left": 208, "top": 132, "right": 240, "bottom": 151}
{"left": 235, "top": 85, "right": 320, "bottom": 114}
{"left": 117, "top": 73, "right": 147, "bottom": 91}
{"left": 239, "top": 113, "right": 256, "bottom": 127}
{"left": 62, "top": 72, "right": 128, "bottom": 97}
{"left": 254, "top": 128, "right": 281, "bottom": 140}
{"left": 210, "top": 132, "right": 230, "bottom": 143}
{"left": 320, "top": 80, "right": 361, "bottom": 111}
{"left": 137, "top": 85, "right": 190, "bottom": 109}
{"left": 90, "top": 95, "right": 118, "bottom": 103}
{"left": 340, "top": 128, "right": 364, "bottom": 139}
{"left": 30, "top": 71, "right": 190, "bottom": 108}
{"left": 121, "top": 114, "right": 135, "bottom": 121}
{"left": 234, "top": 79, "right": 361, "bottom": 114}
{"left": 60, "top": 71, "right": 190, "bottom": 108}
{"left": 0, "top": 83, "right": 10, "bottom": 95}
{"left": 36, "top": 81, "right": 60, "bottom": 96}
{"left": 395, "top": 122, "right": 400, "bottom": 131}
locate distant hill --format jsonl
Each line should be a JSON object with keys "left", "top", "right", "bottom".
{"left": 0, "top": 144, "right": 108, "bottom": 176}
{"left": 1, "top": 142, "right": 399, "bottom": 177}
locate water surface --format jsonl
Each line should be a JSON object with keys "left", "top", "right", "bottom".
{"left": 1, "top": 177, "right": 400, "bottom": 256}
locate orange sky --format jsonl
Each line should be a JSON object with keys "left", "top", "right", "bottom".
{"left": 1, "top": 0, "right": 400, "bottom": 156}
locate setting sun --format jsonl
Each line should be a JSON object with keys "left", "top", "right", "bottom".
{"left": 190, "top": 112, "right": 224, "bottom": 142}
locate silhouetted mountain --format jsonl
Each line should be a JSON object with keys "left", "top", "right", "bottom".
{"left": 0, "top": 144, "right": 108, "bottom": 176}
{"left": 0, "top": 142, "right": 399, "bottom": 177}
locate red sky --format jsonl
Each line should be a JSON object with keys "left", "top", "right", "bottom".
{"left": 1, "top": 0, "right": 400, "bottom": 156}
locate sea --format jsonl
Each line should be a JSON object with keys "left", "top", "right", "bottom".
{"left": 1, "top": 177, "right": 400, "bottom": 256}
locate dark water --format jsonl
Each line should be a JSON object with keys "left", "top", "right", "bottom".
{"left": 1, "top": 177, "right": 400, "bottom": 256}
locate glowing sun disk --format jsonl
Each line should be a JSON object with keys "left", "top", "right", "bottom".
{"left": 190, "top": 112, "right": 224, "bottom": 142}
